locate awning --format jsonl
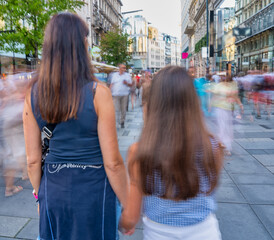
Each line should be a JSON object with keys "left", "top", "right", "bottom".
{"left": 92, "top": 61, "right": 118, "bottom": 73}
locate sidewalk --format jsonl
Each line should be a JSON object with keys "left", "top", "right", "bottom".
{"left": 0, "top": 100, "right": 274, "bottom": 240}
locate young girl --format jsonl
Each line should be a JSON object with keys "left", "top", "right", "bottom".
{"left": 119, "top": 66, "right": 223, "bottom": 240}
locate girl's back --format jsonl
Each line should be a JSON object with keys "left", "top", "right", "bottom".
{"left": 120, "top": 66, "right": 223, "bottom": 240}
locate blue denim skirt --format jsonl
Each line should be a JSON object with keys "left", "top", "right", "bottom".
{"left": 38, "top": 163, "right": 118, "bottom": 240}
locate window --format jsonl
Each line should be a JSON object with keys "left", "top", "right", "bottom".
{"left": 265, "top": 36, "right": 269, "bottom": 45}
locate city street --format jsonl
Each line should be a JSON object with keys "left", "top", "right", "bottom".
{"left": 0, "top": 99, "right": 274, "bottom": 240}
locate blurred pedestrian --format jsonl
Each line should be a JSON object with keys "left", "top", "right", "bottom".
{"left": 23, "top": 13, "right": 128, "bottom": 240}
{"left": 1, "top": 75, "right": 26, "bottom": 197}
{"left": 130, "top": 73, "right": 137, "bottom": 110}
{"left": 120, "top": 66, "right": 223, "bottom": 240}
{"left": 110, "top": 64, "right": 132, "bottom": 128}
{"left": 211, "top": 75, "right": 243, "bottom": 155}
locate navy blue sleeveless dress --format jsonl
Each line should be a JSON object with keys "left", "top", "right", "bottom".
{"left": 31, "top": 82, "right": 118, "bottom": 240}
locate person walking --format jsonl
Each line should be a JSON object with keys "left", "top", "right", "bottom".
{"left": 119, "top": 66, "right": 224, "bottom": 240}
{"left": 130, "top": 73, "right": 137, "bottom": 110}
{"left": 23, "top": 13, "right": 128, "bottom": 240}
{"left": 110, "top": 64, "right": 132, "bottom": 128}
{"left": 211, "top": 75, "right": 243, "bottom": 155}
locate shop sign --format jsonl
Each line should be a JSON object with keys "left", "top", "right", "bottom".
{"left": 262, "top": 59, "right": 269, "bottom": 63}
{"left": 242, "top": 62, "right": 249, "bottom": 66}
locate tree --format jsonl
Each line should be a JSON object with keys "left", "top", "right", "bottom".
{"left": 100, "top": 27, "right": 132, "bottom": 67}
{"left": 0, "top": 0, "right": 85, "bottom": 60}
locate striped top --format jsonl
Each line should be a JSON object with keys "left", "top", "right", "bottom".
{"left": 143, "top": 138, "right": 219, "bottom": 227}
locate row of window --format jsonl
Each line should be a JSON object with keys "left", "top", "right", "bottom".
{"left": 236, "top": 0, "right": 272, "bottom": 24}
{"left": 241, "top": 35, "right": 270, "bottom": 53}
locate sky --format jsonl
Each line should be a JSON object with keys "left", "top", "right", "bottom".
{"left": 121, "top": 0, "right": 181, "bottom": 39}
{"left": 220, "top": 0, "right": 235, "bottom": 8}
{"left": 121, "top": 0, "right": 236, "bottom": 39}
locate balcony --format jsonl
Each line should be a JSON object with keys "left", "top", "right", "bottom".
{"left": 184, "top": 24, "right": 195, "bottom": 35}
{"left": 235, "top": 2, "right": 274, "bottom": 44}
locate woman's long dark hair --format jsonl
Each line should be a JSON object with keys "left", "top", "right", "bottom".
{"left": 33, "top": 12, "right": 96, "bottom": 123}
{"left": 134, "top": 66, "right": 223, "bottom": 201}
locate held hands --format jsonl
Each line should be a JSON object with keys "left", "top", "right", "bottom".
{"left": 123, "top": 80, "right": 128, "bottom": 86}
{"left": 118, "top": 224, "right": 135, "bottom": 236}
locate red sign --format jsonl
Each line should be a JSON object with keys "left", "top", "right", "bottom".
{"left": 182, "top": 52, "right": 189, "bottom": 59}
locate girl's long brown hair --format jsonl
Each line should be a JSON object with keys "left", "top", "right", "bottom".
{"left": 33, "top": 12, "right": 96, "bottom": 123}
{"left": 135, "top": 66, "right": 223, "bottom": 201}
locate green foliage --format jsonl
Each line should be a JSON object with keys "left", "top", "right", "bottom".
{"left": 0, "top": 0, "right": 85, "bottom": 58}
{"left": 195, "top": 34, "right": 207, "bottom": 53}
{"left": 100, "top": 27, "right": 132, "bottom": 67}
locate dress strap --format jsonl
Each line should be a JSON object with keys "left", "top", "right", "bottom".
{"left": 93, "top": 82, "right": 98, "bottom": 100}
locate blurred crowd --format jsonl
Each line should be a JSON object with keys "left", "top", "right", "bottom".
{"left": 0, "top": 72, "right": 32, "bottom": 197}
{"left": 1, "top": 68, "right": 273, "bottom": 196}
{"left": 193, "top": 70, "right": 274, "bottom": 155}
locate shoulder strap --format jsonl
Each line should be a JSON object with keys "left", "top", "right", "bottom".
{"left": 93, "top": 82, "right": 98, "bottom": 100}
{"left": 42, "top": 123, "right": 57, "bottom": 139}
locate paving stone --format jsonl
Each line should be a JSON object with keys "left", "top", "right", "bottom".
{"left": 230, "top": 142, "right": 249, "bottom": 155}
{"left": 120, "top": 151, "right": 128, "bottom": 162}
{"left": 230, "top": 173, "right": 274, "bottom": 185}
{"left": 252, "top": 205, "right": 274, "bottom": 238}
{"left": 266, "top": 166, "right": 274, "bottom": 174}
{"left": 0, "top": 237, "right": 17, "bottom": 240}
{"left": 216, "top": 185, "right": 247, "bottom": 203}
{"left": 224, "top": 155, "right": 269, "bottom": 174}
{"left": 0, "top": 188, "right": 38, "bottom": 218}
{"left": 13, "top": 179, "right": 33, "bottom": 190}
{"left": 219, "top": 174, "right": 235, "bottom": 186}
{"left": 247, "top": 149, "right": 267, "bottom": 155}
{"left": 119, "top": 229, "right": 143, "bottom": 240}
{"left": 235, "top": 138, "right": 274, "bottom": 149}
{"left": 253, "top": 155, "right": 274, "bottom": 166}
{"left": 238, "top": 185, "right": 274, "bottom": 204}
{"left": 216, "top": 203, "right": 273, "bottom": 240}
{"left": 17, "top": 219, "right": 39, "bottom": 240}
{"left": 0, "top": 177, "right": 5, "bottom": 188}
{"left": 264, "top": 149, "right": 274, "bottom": 154}
{"left": 0, "top": 216, "right": 29, "bottom": 238}
{"left": 238, "top": 132, "right": 274, "bottom": 138}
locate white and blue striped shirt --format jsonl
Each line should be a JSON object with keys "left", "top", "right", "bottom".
{"left": 143, "top": 139, "right": 219, "bottom": 227}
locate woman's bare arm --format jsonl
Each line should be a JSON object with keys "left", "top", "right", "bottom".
{"left": 23, "top": 90, "right": 42, "bottom": 194}
{"left": 95, "top": 84, "right": 129, "bottom": 207}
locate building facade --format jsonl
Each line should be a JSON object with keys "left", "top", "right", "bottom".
{"left": 185, "top": 0, "right": 214, "bottom": 77}
{"left": 234, "top": 0, "right": 274, "bottom": 73}
{"left": 181, "top": 0, "right": 192, "bottom": 69}
{"left": 215, "top": 7, "right": 236, "bottom": 73}
{"left": 123, "top": 15, "right": 148, "bottom": 71}
{"left": 76, "top": 1, "right": 93, "bottom": 49}
{"left": 91, "top": 0, "right": 123, "bottom": 47}
{"left": 147, "top": 27, "right": 165, "bottom": 72}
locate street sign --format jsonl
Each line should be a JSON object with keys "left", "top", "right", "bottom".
{"left": 233, "top": 27, "right": 252, "bottom": 37}
{"left": 182, "top": 52, "right": 189, "bottom": 59}
{"left": 91, "top": 46, "right": 101, "bottom": 58}
{"left": 202, "top": 47, "right": 208, "bottom": 58}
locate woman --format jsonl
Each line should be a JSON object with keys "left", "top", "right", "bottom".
{"left": 119, "top": 66, "right": 223, "bottom": 240}
{"left": 23, "top": 13, "right": 128, "bottom": 240}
